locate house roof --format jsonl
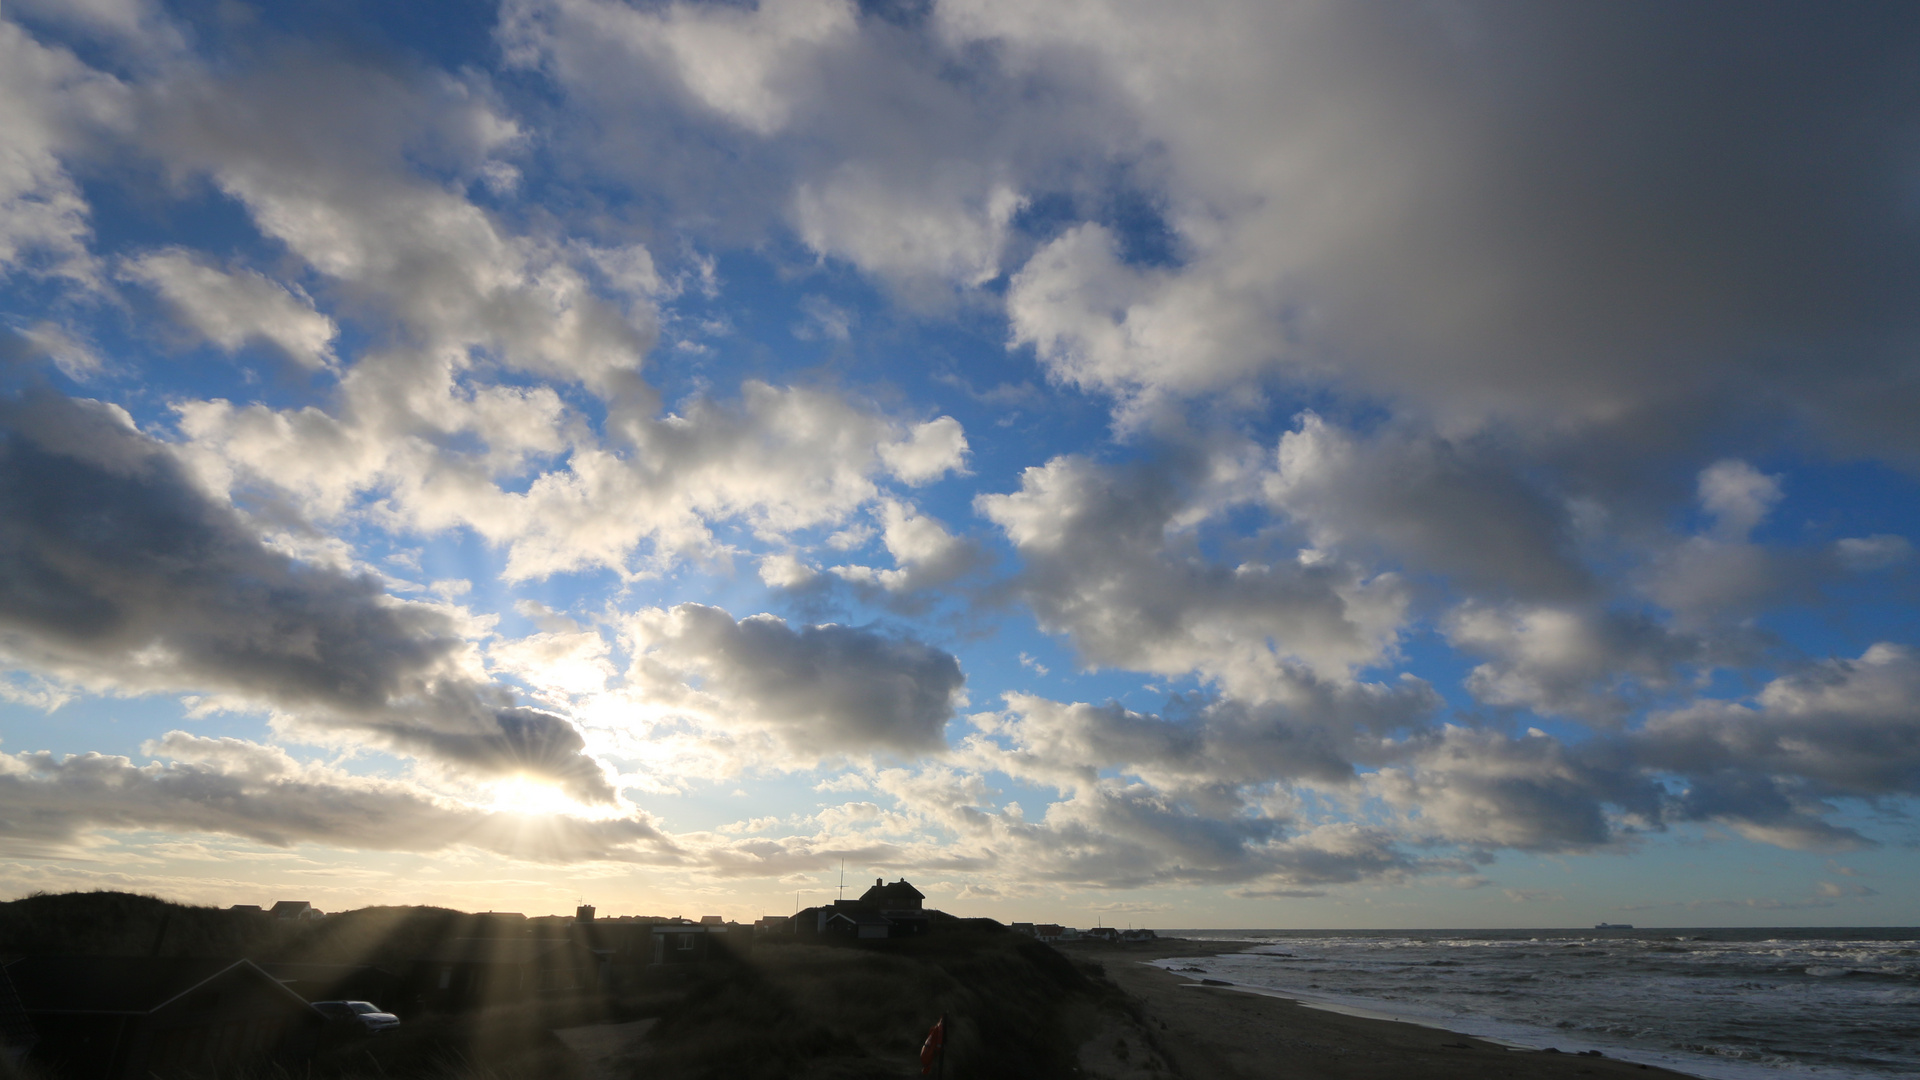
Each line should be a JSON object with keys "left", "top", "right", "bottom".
{"left": 825, "top": 910, "right": 891, "bottom": 926}
{"left": 4, "top": 957, "right": 312, "bottom": 1017}
{"left": 857, "top": 879, "right": 924, "bottom": 906}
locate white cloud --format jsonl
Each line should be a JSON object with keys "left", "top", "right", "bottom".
{"left": 0, "top": 17, "right": 125, "bottom": 285}
{"left": 1697, "top": 459, "right": 1782, "bottom": 540}
{"left": 830, "top": 500, "right": 976, "bottom": 593}
{"left": 879, "top": 416, "right": 969, "bottom": 484}
{"left": 121, "top": 250, "right": 337, "bottom": 368}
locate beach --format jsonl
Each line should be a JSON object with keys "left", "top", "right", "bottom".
{"left": 1069, "top": 939, "right": 1704, "bottom": 1080}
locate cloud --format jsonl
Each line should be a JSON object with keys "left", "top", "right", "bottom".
{"left": 942, "top": 3, "right": 1920, "bottom": 452}
{"left": 1266, "top": 413, "right": 1590, "bottom": 600}
{"left": 0, "top": 16, "right": 125, "bottom": 285}
{"left": 0, "top": 385, "right": 613, "bottom": 801}
{"left": 829, "top": 500, "right": 980, "bottom": 594}
{"left": 1697, "top": 460, "right": 1783, "bottom": 541}
{"left": 979, "top": 683, "right": 1435, "bottom": 797}
{"left": 978, "top": 452, "right": 1408, "bottom": 690}
{"left": 1641, "top": 643, "right": 1920, "bottom": 803}
{"left": 1444, "top": 602, "right": 1702, "bottom": 721}
{"left": 1366, "top": 726, "right": 1643, "bottom": 852}
{"left": 119, "top": 250, "right": 337, "bottom": 369}
{"left": 0, "top": 733, "right": 671, "bottom": 863}
{"left": 879, "top": 416, "right": 969, "bottom": 484}
{"left": 622, "top": 603, "right": 966, "bottom": 759}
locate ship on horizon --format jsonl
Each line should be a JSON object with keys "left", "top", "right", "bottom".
{"left": 1594, "top": 922, "right": 1634, "bottom": 930}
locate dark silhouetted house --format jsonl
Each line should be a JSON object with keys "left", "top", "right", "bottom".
{"left": 1033, "top": 924, "right": 1065, "bottom": 942}
{"left": 227, "top": 905, "right": 264, "bottom": 915}
{"left": 268, "top": 900, "right": 322, "bottom": 921}
{"left": 1083, "top": 926, "right": 1120, "bottom": 943}
{"left": 1122, "top": 928, "right": 1157, "bottom": 942}
{"left": 790, "top": 878, "right": 943, "bottom": 940}
{"left": 575, "top": 905, "right": 595, "bottom": 923}
{"left": 858, "top": 878, "right": 924, "bottom": 910}
{"left": 752, "top": 915, "right": 792, "bottom": 935}
{"left": 409, "top": 938, "right": 600, "bottom": 1010}
{"left": 5, "top": 956, "right": 323, "bottom": 1080}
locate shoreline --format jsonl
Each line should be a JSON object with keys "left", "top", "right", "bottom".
{"left": 1065, "top": 939, "right": 1706, "bottom": 1080}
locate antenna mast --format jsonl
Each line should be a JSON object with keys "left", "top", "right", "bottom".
{"left": 838, "top": 858, "right": 846, "bottom": 902}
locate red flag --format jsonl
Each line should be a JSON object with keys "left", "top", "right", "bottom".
{"left": 920, "top": 1015, "right": 945, "bottom": 1074}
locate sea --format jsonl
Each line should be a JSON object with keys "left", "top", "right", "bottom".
{"left": 1153, "top": 928, "right": 1920, "bottom": 1079}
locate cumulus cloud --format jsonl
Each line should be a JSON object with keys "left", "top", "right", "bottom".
{"left": 1266, "top": 413, "right": 1589, "bottom": 600}
{"left": 978, "top": 452, "right": 1408, "bottom": 690}
{"left": 1641, "top": 643, "right": 1920, "bottom": 804}
{"left": 1444, "top": 603, "right": 1702, "bottom": 721}
{"left": 830, "top": 500, "right": 979, "bottom": 594}
{"left": 0, "top": 386, "right": 613, "bottom": 801}
{"left": 622, "top": 603, "right": 965, "bottom": 759}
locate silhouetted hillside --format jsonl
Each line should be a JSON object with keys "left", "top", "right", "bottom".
{"left": 0, "top": 892, "right": 287, "bottom": 958}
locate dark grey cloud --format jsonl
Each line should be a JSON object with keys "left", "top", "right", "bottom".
{"left": 1267, "top": 414, "right": 1592, "bottom": 601}
{"left": 625, "top": 603, "right": 965, "bottom": 756}
{"left": 1636, "top": 644, "right": 1920, "bottom": 846}
{"left": 0, "top": 385, "right": 613, "bottom": 801}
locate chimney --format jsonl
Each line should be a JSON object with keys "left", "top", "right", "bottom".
{"left": 875, "top": 878, "right": 882, "bottom": 887}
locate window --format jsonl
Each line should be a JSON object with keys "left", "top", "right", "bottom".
{"left": 676, "top": 935, "right": 696, "bottom": 951}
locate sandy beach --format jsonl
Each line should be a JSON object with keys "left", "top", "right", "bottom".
{"left": 1066, "top": 940, "right": 1706, "bottom": 1080}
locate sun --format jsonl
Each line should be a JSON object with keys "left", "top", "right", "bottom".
{"left": 486, "top": 775, "right": 584, "bottom": 818}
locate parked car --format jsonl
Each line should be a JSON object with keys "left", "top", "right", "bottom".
{"left": 312, "top": 1000, "right": 401, "bottom": 1033}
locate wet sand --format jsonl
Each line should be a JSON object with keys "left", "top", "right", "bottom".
{"left": 1067, "top": 940, "right": 1705, "bottom": 1080}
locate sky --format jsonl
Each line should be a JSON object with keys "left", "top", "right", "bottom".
{"left": 1, "top": 0, "right": 1918, "bottom": 930}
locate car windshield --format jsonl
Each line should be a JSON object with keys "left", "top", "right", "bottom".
{"left": 348, "top": 1002, "right": 379, "bottom": 1014}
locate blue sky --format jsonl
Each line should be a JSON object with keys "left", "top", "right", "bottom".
{"left": 1, "top": 0, "right": 1918, "bottom": 928}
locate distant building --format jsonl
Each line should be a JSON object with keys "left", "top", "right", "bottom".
{"left": 5, "top": 956, "right": 324, "bottom": 1080}
{"left": 268, "top": 901, "right": 322, "bottom": 921}
{"left": 752, "top": 915, "right": 792, "bottom": 935}
{"left": 790, "top": 878, "right": 942, "bottom": 940}
{"left": 1083, "top": 927, "right": 1120, "bottom": 943}
{"left": 1121, "top": 928, "right": 1157, "bottom": 943}
{"left": 858, "top": 878, "right": 924, "bottom": 910}
{"left": 227, "top": 905, "right": 264, "bottom": 915}
{"left": 1010, "top": 922, "right": 1036, "bottom": 937}
{"left": 575, "top": 905, "right": 595, "bottom": 923}
{"left": 649, "top": 923, "right": 747, "bottom": 965}
{"left": 1032, "top": 924, "right": 1065, "bottom": 942}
